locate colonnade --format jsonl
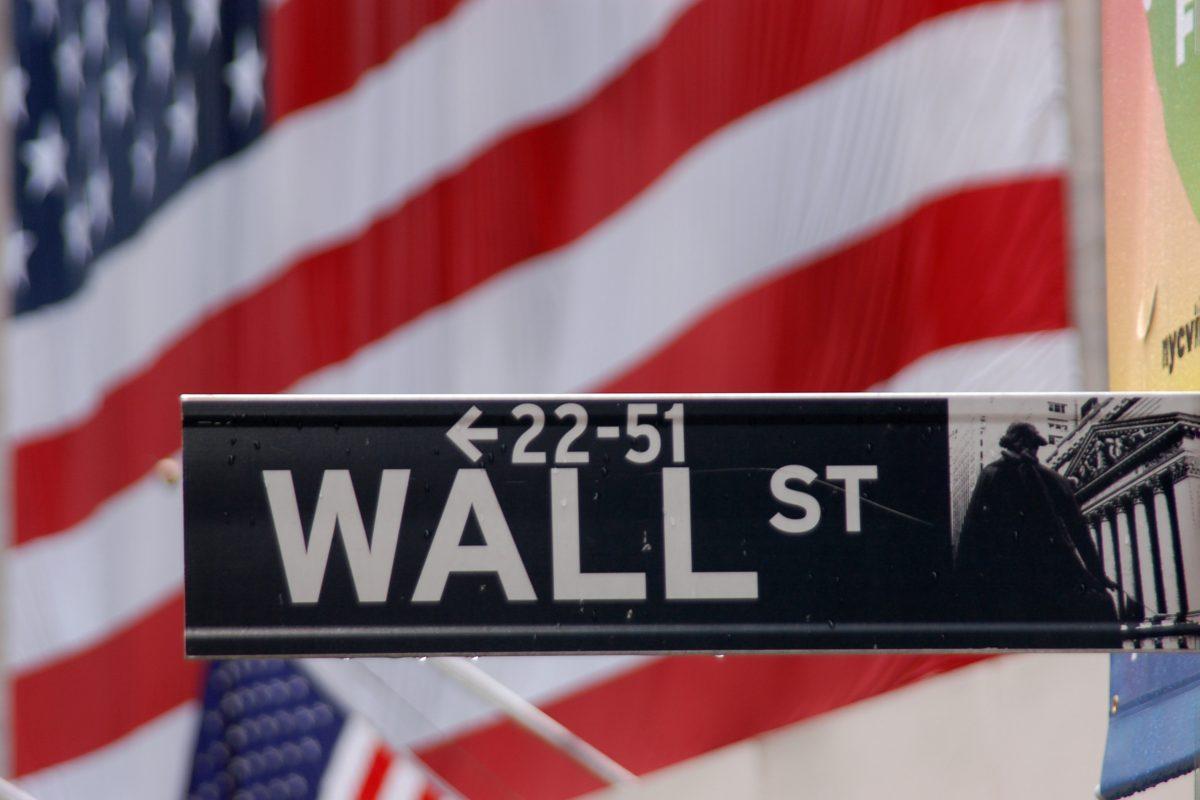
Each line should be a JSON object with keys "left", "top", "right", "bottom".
{"left": 1083, "top": 460, "right": 1199, "bottom": 621}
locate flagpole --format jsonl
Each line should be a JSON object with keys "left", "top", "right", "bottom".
{"left": 0, "top": 0, "right": 14, "bottom": 779}
{"left": 0, "top": 777, "right": 36, "bottom": 800}
{"left": 1062, "top": 0, "right": 1107, "bottom": 391}
{"left": 430, "top": 657, "right": 638, "bottom": 788}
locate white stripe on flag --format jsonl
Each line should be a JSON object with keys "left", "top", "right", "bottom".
{"left": 869, "top": 330, "right": 1082, "bottom": 393}
{"left": 15, "top": 703, "right": 199, "bottom": 800}
{"left": 7, "top": 0, "right": 1067, "bottom": 675}
{"left": 318, "top": 716, "right": 387, "bottom": 800}
{"left": 8, "top": 464, "right": 182, "bottom": 671}
{"left": 381, "top": 759, "right": 432, "bottom": 800}
{"left": 295, "top": 0, "right": 1065, "bottom": 398}
{"left": 8, "top": 0, "right": 695, "bottom": 443}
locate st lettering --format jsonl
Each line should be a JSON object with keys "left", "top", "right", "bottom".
{"left": 768, "top": 464, "right": 878, "bottom": 535}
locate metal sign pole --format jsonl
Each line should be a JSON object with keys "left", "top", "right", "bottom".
{"left": 0, "top": 777, "right": 37, "bottom": 800}
{"left": 430, "top": 657, "right": 637, "bottom": 788}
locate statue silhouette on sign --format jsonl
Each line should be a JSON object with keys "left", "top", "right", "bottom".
{"left": 956, "top": 422, "right": 1118, "bottom": 623}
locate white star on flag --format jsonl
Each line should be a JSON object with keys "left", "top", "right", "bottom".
{"left": 82, "top": 0, "right": 109, "bottom": 61}
{"left": 4, "top": 228, "right": 35, "bottom": 291}
{"left": 224, "top": 30, "right": 265, "bottom": 125}
{"left": 21, "top": 116, "right": 68, "bottom": 199}
{"left": 4, "top": 64, "right": 29, "bottom": 123}
{"left": 102, "top": 55, "right": 135, "bottom": 126}
{"left": 187, "top": 0, "right": 221, "bottom": 51}
{"left": 62, "top": 196, "right": 93, "bottom": 265}
{"left": 145, "top": 10, "right": 175, "bottom": 87}
{"left": 167, "top": 79, "right": 198, "bottom": 165}
{"left": 53, "top": 33, "right": 84, "bottom": 97}
{"left": 29, "top": 0, "right": 58, "bottom": 36}
{"left": 130, "top": 126, "right": 157, "bottom": 201}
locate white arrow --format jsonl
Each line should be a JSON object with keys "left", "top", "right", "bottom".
{"left": 446, "top": 405, "right": 498, "bottom": 463}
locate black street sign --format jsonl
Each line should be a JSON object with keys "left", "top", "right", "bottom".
{"left": 182, "top": 394, "right": 1200, "bottom": 656}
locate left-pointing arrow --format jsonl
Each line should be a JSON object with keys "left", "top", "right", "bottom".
{"left": 446, "top": 405, "right": 499, "bottom": 463}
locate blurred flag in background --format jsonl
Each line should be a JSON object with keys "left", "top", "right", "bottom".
{"left": 188, "top": 661, "right": 448, "bottom": 800}
{"left": 7, "top": 0, "right": 1075, "bottom": 797}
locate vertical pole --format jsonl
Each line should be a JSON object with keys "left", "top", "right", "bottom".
{"left": 0, "top": 0, "right": 14, "bottom": 777}
{"left": 1061, "top": 0, "right": 1108, "bottom": 390}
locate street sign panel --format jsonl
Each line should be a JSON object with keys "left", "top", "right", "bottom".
{"left": 182, "top": 394, "right": 1200, "bottom": 657}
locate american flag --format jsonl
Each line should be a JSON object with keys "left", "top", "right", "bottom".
{"left": 8, "top": 0, "right": 1077, "bottom": 797}
{"left": 188, "top": 661, "right": 447, "bottom": 800}
{"left": 187, "top": 666, "right": 451, "bottom": 800}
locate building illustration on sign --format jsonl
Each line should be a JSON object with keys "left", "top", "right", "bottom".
{"left": 1046, "top": 396, "right": 1200, "bottom": 641}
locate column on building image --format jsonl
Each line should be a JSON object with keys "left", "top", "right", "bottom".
{"left": 1088, "top": 513, "right": 1107, "bottom": 579}
{"left": 1132, "top": 488, "right": 1166, "bottom": 615}
{"left": 1170, "top": 459, "right": 1200, "bottom": 616}
{"left": 1104, "top": 504, "right": 1125, "bottom": 603}
{"left": 1116, "top": 498, "right": 1144, "bottom": 610}
{"left": 1147, "top": 479, "right": 1176, "bottom": 618}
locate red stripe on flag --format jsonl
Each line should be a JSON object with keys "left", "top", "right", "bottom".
{"left": 14, "top": 0, "right": 1001, "bottom": 545}
{"left": 417, "top": 654, "right": 988, "bottom": 800}
{"left": 357, "top": 747, "right": 395, "bottom": 800}
{"left": 12, "top": 594, "right": 202, "bottom": 777}
{"left": 268, "top": 0, "right": 462, "bottom": 122}
{"left": 601, "top": 177, "right": 1068, "bottom": 393}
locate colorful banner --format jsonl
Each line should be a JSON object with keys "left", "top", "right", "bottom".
{"left": 1105, "top": 0, "right": 1200, "bottom": 388}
